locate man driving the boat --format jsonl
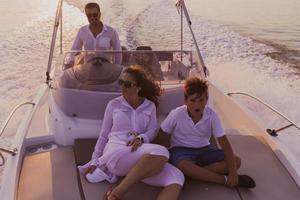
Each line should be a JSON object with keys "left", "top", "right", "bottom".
{"left": 70, "top": 2, "right": 122, "bottom": 66}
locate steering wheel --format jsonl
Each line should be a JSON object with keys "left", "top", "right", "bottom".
{"left": 87, "top": 56, "right": 111, "bottom": 64}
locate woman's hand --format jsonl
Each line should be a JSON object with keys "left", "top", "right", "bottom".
{"left": 127, "top": 137, "right": 143, "bottom": 151}
{"left": 83, "top": 165, "right": 97, "bottom": 176}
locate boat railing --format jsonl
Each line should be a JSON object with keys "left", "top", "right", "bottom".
{"left": 67, "top": 50, "right": 193, "bottom": 53}
{"left": 64, "top": 50, "right": 193, "bottom": 63}
{"left": 176, "top": 0, "right": 208, "bottom": 77}
{"left": 0, "top": 102, "right": 35, "bottom": 165}
{"left": 46, "top": 0, "right": 63, "bottom": 84}
{"left": 227, "top": 92, "right": 300, "bottom": 136}
{"left": 64, "top": 50, "right": 194, "bottom": 61}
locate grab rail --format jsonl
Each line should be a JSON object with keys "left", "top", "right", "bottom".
{"left": 176, "top": 0, "right": 208, "bottom": 77}
{"left": 0, "top": 102, "right": 35, "bottom": 157}
{"left": 227, "top": 92, "right": 300, "bottom": 136}
{"left": 46, "top": 0, "right": 63, "bottom": 84}
{"left": 0, "top": 102, "right": 35, "bottom": 137}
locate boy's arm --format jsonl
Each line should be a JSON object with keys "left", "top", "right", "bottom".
{"left": 154, "top": 109, "right": 177, "bottom": 147}
{"left": 153, "top": 128, "right": 171, "bottom": 148}
{"left": 217, "top": 135, "right": 238, "bottom": 187}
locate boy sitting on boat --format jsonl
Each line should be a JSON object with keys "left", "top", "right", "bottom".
{"left": 157, "top": 77, "right": 256, "bottom": 188}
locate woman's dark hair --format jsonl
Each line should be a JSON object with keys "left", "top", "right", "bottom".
{"left": 184, "top": 77, "right": 208, "bottom": 100}
{"left": 85, "top": 2, "right": 100, "bottom": 12}
{"left": 124, "top": 66, "right": 162, "bottom": 107}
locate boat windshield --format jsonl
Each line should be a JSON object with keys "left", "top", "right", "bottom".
{"left": 56, "top": 50, "right": 201, "bottom": 91}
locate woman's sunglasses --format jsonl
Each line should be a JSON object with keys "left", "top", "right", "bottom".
{"left": 86, "top": 13, "right": 98, "bottom": 18}
{"left": 118, "top": 79, "right": 136, "bottom": 88}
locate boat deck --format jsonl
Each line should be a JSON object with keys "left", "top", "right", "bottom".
{"left": 17, "top": 129, "right": 300, "bottom": 200}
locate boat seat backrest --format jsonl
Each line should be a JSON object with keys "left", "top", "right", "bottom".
{"left": 53, "top": 88, "right": 120, "bottom": 119}
{"left": 157, "top": 87, "right": 184, "bottom": 116}
{"left": 52, "top": 86, "right": 184, "bottom": 120}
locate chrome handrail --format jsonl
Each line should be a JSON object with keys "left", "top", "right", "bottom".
{"left": 0, "top": 147, "right": 18, "bottom": 155}
{"left": 46, "top": 0, "right": 63, "bottom": 84}
{"left": 0, "top": 152, "right": 4, "bottom": 166}
{"left": 227, "top": 92, "right": 300, "bottom": 136}
{"left": 0, "top": 146, "right": 18, "bottom": 166}
{"left": 0, "top": 102, "right": 35, "bottom": 156}
{"left": 176, "top": 0, "right": 208, "bottom": 77}
{"left": 67, "top": 49, "right": 193, "bottom": 54}
{"left": 0, "top": 102, "right": 35, "bottom": 137}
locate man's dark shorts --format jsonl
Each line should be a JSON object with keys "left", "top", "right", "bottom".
{"left": 169, "top": 145, "right": 225, "bottom": 166}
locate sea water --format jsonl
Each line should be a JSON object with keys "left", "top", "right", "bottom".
{"left": 0, "top": 0, "right": 299, "bottom": 186}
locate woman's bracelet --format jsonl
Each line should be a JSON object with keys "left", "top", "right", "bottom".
{"left": 136, "top": 136, "right": 144, "bottom": 143}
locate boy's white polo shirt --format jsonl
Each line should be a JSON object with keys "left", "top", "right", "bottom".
{"left": 161, "top": 105, "right": 224, "bottom": 148}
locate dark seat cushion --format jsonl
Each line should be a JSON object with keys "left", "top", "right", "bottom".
{"left": 74, "top": 138, "right": 97, "bottom": 165}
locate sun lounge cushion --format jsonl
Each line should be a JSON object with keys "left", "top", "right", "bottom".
{"left": 73, "top": 138, "right": 239, "bottom": 200}
{"left": 17, "top": 147, "right": 81, "bottom": 200}
{"left": 227, "top": 132, "right": 300, "bottom": 200}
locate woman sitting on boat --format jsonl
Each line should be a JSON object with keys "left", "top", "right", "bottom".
{"left": 80, "top": 66, "right": 184, "bottom": 200}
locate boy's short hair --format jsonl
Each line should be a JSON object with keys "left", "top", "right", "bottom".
{"left": 184, "top": 77, "right": 208, "bottom": 99}
{"left": 85, "top": 2, "right": 100, "bottom": 12}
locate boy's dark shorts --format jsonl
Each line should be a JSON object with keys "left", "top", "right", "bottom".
{"left": 169, "top": 145, "right": 225, "bottom": 167}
